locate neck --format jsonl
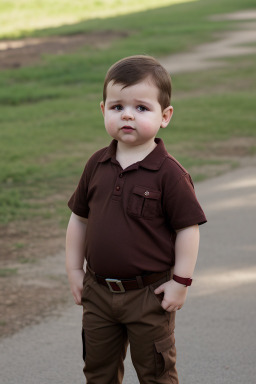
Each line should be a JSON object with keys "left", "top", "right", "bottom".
{"left": 116, "top": 140, "right": 157, "bottom": 169}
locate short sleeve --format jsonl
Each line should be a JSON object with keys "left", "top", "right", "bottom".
{"left": 68, "top": 147, "right": 109, "bottom": 218}
{"left": 68, "top": 163, "right": 90, "bottom": 218}
{"left": 164, "top": 173, "right": 207, "bottom": 230}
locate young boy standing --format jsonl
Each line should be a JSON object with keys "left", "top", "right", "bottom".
{"left": 66, "top": 55, "right": 206, "bottom": 383}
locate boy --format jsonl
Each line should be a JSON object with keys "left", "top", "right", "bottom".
{"left": 66, "top": 55, "right": 206, "bottom": 383}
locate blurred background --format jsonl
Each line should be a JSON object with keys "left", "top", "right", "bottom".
{"left": 0, "top": 0, "right": 255, "bottom": 343}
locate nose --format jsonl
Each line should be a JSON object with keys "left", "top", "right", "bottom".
{"left": 121, "top": 107, "right": 134, "bottom": 120}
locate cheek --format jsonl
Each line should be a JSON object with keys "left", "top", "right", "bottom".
{"left": 137, "top": 117, "right": 155, "bottom": 132}
{"left": 104, "top": 114, "right": 117, "bottom": 132}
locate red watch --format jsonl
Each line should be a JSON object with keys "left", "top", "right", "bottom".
{"left": 173, "top": 274, "right": 193, "bottom": 287}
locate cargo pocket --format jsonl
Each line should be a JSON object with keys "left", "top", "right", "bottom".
{"left": 127, "top": 186, "right": 162, "bottom": 219}
{"left": 154, "top": 333, "right": 176, "bottom": 378}
{"left": 82, "top": 328, "right": 86, "bottom": 362}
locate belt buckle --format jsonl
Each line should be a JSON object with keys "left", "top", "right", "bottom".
{"left": 105, "top": 278, "right": 125, "bottom": 293}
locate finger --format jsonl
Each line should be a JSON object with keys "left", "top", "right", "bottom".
{"left": 164, "top": 302, "right": 184, "bottom": 311}
{"left": 162, "top": 298, "right": 177, "bottom": 310}
{"left": 154, "top": 284, "right": 164, "bottom": 294}
{"left": 166, "top": 303, "right": 183, "bottom": 312}
{"left": 164, "top": 303, "right": 176, "bottom": 312}
{"left": 75, "top": 297, "right": 82, "bottom": 305}
{"left": 74, "top": 291, "right": 82, "bottom": 305}
{"left": 161, "top": 299, "right": 170, "bottom": 310}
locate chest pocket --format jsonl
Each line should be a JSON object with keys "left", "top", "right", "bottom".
{"left": 127, "top": 186, "right": 162, "bottom": 220}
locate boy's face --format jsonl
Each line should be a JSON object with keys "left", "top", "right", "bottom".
{"left": 100, "top": 78, "right": 173, "bottom": 148}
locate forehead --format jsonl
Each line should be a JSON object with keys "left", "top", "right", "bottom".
{"left": 105, "top": 78, "right": 160, "bottom": 101}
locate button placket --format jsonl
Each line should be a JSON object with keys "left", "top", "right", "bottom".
{"left": 113, "top": 171, "right": 126, "bottom": 196}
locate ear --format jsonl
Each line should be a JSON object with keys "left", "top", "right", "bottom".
{"left": 100, "top": 101, "right": 105, "bottom": 116}
{"left": 161, "top": 106, "right": 173, "bottom": 128}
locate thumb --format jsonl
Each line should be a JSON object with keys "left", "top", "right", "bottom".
{"left": 154, "top": 284, "right": 165, "bottom": 295}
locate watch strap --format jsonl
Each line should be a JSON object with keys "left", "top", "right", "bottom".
{"left": 173, "top": 274, "right": 192, "bottom": 287}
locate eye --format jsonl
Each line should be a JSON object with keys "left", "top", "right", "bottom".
{"left": 137, "top": 105, "right": 148, "bottom": 112}
{"left": 112, "top": 104, "right": 123, "bottom": 111}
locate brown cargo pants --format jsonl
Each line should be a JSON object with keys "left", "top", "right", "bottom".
{"left": 81, "top": 266, "right": 179, "bottom": 384}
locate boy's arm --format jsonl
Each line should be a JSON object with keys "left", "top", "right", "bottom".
{"left": 154, "top": 224, "right": 199, "bottom": 312}
{"left": 66, "top": 212, "right": 87, "bottom": 305}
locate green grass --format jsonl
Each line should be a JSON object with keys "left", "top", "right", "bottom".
{"left": 0, "top": 0, "right": 256, "bottom": 225}
{"left": 0, "top": 321, "right": 7, "bottom": 327}
{"left": 0, "top": 268, "right": 18, "bottom": 277}
{"left": 18, "top": 257, "right": 37, "bottom": 264}
{"left": 0, "top": 0, "right": 196, "bottom": 39}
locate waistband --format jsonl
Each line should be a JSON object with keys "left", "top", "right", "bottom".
{"left": 87, "top": 266, "right": 171, "bottom": 293}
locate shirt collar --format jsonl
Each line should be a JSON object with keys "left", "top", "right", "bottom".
{"left": 98, "top": 138, "right": 169, "bottom": 170}
{"left": 98, "top": 140, "right": 118, "bottom": 163}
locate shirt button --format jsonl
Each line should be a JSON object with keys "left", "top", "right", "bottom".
{"left": 116, "top": 186, "right": 120, "bottom": 191}
{"left": 119, "top": 173, "right": 123, "bottom": 178}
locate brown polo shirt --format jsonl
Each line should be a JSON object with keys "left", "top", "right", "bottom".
{"left": 68, "top": 138, "right": 207, "bottom": 278}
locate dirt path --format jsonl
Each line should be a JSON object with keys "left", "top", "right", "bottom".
{"left": 0, "top": 10, "right": 256, "bottom": 72}
{"left": 1, "top": 9, "right": 256, "bottom": 339}
{"left": 160, "top": 10, "right": 256, "bottom": 73}
{"left": 0, "top": 30, "right": 129, "bottom": 69}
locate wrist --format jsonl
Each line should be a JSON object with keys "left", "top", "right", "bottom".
{"left": 67, "top": 268, "right": 84, "bottom": 277}
{"left": 173, "top": 274, "right": 193, "bottom": 287}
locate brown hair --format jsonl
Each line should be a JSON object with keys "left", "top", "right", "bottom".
{"left": 103, "top": 55, "right": 172, "bottom": 110}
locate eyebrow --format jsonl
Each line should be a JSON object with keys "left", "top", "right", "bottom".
{"left": 106, "top": 98, "right": 153, "bottom": 107}
{"left": 134, "top": 99, "right": 153, "bottom": 106}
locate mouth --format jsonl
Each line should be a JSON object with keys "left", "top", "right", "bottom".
{"left": 121, "top": 126, "right": 135, "bottom": 132}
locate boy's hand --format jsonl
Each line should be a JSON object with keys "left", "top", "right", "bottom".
{"left": 154, "top": 280, "right": 188, "bottom": 312}
{"left": 67, "top": 269, "right": 85, "bottom": 305}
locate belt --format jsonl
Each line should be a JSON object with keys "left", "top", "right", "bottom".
{"left": 95, "top": 270, "right": 169, "bottom": 293}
